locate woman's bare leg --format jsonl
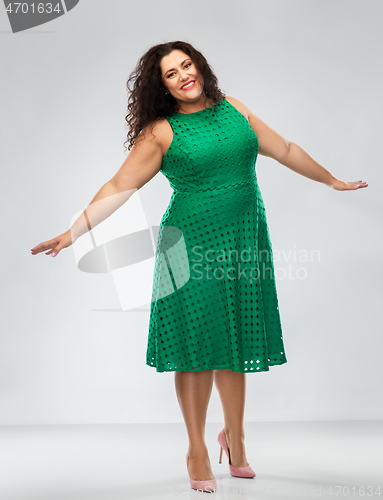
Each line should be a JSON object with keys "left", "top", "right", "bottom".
{"left": 174, "top": 370, "right": 215, "bottom": 480}
{"left": 214, "top": 369, "right": 249, "bottom": 467}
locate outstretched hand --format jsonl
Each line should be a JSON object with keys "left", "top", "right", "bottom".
{"left": 330, "top": 179, "right": 368, "bottom": 191}
{"left": 30, "top": 230, "right": 73, "bottom": 258}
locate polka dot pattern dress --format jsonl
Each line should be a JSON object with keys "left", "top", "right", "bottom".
{"left": 146, "top": 97, "right": 287, "bottom": 373}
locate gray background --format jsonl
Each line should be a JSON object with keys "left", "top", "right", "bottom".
{"left": 0, "top": 0, "right": 382, "bottom": 424}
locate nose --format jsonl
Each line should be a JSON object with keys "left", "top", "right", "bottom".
{"left": 179, "top": 68, "right": 189, "bottom": 80}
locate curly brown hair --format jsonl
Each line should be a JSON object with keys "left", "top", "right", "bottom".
{"left": 123, "top": 40, "right": 226, "bottom": 152}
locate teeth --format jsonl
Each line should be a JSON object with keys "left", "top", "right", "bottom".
{"left": 182, "top": 81, "right": 194, "bottom": 89}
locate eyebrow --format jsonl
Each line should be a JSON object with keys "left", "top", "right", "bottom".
{"left": 164, "top": 59, "right": 191, "bottom": 76}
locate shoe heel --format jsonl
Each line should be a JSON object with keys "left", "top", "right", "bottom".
{"left": 219, "top": 446, "right": 223, "bottom": 464}
{"left": 217, "top": 428, "right": 256, "bottom": 478}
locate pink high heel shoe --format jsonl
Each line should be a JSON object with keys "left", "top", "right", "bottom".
{"left": 217, "top": 429, "right": 256, "bottom": 478}
{"left": 186, "top": 452, "right": 217, "bottom": 493}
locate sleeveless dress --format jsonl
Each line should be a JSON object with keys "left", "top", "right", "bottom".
{"left": 146, "top": 97, "right": 287, "bottom": 373}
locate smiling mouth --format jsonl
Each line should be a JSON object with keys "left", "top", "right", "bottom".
{"left": 181, "top": 80, "right": 195, "bottom": 90}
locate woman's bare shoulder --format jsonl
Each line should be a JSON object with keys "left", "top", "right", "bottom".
{"left": 137, "top": 117, "right": 172, "bottom": 157}
{"left": 223, "top": 96, "right": 249, "bottom": 120}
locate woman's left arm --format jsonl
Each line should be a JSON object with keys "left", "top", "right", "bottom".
{"left": 230, "top": 97, "right": 368, "bottom": 191}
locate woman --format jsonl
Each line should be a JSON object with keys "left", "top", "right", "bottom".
{"left": 31, "top": 40, "right": 368, "bottom": 493}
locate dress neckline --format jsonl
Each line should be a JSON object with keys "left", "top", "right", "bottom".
{"left": 173, "top": 99, "right": 222, "bottom": 116}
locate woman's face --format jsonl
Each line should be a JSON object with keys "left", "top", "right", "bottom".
{"left": 160, "top": 49, "right": 204, "bottom": 104}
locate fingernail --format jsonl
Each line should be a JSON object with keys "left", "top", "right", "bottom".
{"left": 356, "top": 184, "right": 360, "bottom": 187}
{"left": 51, "top": 253, "right": 56, "bottom": 257}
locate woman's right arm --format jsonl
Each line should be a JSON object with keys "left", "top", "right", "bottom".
{"left": 31, "top": 120, "right": 165, "bottom": 257}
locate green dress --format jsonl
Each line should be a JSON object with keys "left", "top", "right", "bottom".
{"left": 146, "top": 97, "right": 287, "bottom": 373}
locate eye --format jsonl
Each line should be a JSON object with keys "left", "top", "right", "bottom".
{"left": 166, "top": 62, "right": 192, "bottom": 78}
